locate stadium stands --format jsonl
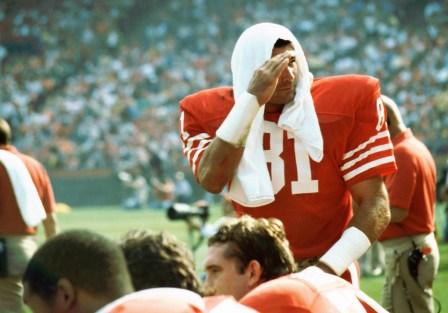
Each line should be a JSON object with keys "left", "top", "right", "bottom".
{"left": 1, "top": 0, "right": 447, "bottom": 186}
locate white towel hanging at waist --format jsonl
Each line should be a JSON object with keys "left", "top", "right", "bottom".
{"left": 0, "top": 150, "right": 46, "bottom": 227}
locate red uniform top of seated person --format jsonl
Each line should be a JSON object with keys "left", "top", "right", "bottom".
{"left": 240, "top": 266, "right": 388, "bottom": 313}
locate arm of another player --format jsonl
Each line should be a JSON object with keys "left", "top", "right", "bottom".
{"left": 39, "top": 165, "right": 59, "bottom": 239}
{"left": 198, "top": 51, "right": 295, "bottom": 193}
{"left": 42, "top": 212, "right": 58, "bottom": 239}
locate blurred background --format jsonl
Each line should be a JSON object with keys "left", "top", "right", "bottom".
{"left": 2, "top": 1, "right": 448, "bottom": 307}
{"left": 1, "top": 0, "right": 447, "bottom": 207}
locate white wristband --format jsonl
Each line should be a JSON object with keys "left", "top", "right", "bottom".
{"left": 216, "top": 91, "right": 260, "bottom": 147}
{"left": 319, "top": 226, "right": 371, "bottom": 276}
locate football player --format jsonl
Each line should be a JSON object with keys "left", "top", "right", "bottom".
{"left": 179, "top": 22, "right": 396, "bottom": 282}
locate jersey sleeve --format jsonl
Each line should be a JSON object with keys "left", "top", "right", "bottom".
{"left": 179, "top": 105, "right": 213, "bottom": 178}
{"left": 179, "top": 88, "right": 233, "bottom": 178}
{"left": 340, "top": 77, "right": 396, "bottom": 186}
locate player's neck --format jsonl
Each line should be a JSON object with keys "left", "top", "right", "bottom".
{"left": 265, "top": 103, "right": 285, "bottom": 113}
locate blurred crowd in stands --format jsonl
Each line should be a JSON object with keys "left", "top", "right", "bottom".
{"left": 1, "top": 0, "right": 447, "bottom": 201}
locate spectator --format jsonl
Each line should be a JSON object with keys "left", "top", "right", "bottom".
{"left": 150, "top": 177, "right": 175, "bottom": 209}
{"left": 119, "top": 229, "right": 201, "bottom": 293}
{"left": 0, "top": 118, "right": 58, "bottom": 313}
{"left": 22, "top": 229, "right": 134, "bottom": 313}
{"left": 118, "top": 165, "right": 150, "bottom": 210}
{"left": 2, "top": 1, "right": 447, "bottom": 191}
{"left": 379, "top": 95, "right": 439, "bottom": 313}
{"left": 173, "top": 171, "right": 193, "bottom": 203}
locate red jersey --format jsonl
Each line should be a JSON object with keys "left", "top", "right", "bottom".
{"left": 203, "top": 296, "right": 259, "bottom": 312}
{"left": 239, "top": 267, "right": 387, "bottom": 313}
{"left": 98, "top": 288, "right": 205, "bottom": 313}
{"left": 380, "top": 129, "right": 436, "bottom": 240}
{"left": 180, "top": 75, "right": 396, "bottom": 259}
{"left": 0, "top": 145, "right": 56, "bottom": 235}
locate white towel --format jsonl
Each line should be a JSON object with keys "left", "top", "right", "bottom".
{"left": 0, "top": 149, "right": 46, "bottom": 227}
{"left": 228, "top": 23, "right": 323, "bottom": 207}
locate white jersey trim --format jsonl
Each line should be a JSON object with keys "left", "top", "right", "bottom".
{"left": 343, "top": 156, "right": 395, "bottom": 181}
{"left": 340, "top": 143, "right": 393, "bottom": 171}
{"left": 343, "top": 131, "right": 389, "bottom": 160}
{"left": 191, "top": 143, "right": 210, "bottom": 173}
{"left": 183, "top": 133, "right": 210, "bottom": 150}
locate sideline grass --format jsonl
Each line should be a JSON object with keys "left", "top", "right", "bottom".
{"left": 34, "top": 205, "right": 447, "bottom": 310}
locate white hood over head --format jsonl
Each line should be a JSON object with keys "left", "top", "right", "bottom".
{"left": 230, "top": 22, "right": 323, "bottom": 162}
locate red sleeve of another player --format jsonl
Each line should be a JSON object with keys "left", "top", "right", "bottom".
{"left": 340, "top": 78, "right": 396, "bottom": 186}
{"left": 179, "top": 97, "right": 213, "bottom": 178}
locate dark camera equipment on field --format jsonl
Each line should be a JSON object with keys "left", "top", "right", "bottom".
{"left": 167, "top": 203, "right": 209, "bottom": 222}
{"left": 166, "top": 202, "right": 210, "bottom": 255}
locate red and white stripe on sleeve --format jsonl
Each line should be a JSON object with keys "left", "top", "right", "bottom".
{"left": 340, "top": 130, "right": 395, "bottom": 183}
{"left": 179, "top": 111, "right": 213, "bottom": 177}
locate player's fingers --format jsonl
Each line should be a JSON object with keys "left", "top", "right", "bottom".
{"left": 265, "top": 51, "right": 295, "bottom": 73}
{"left": 259, "top": 51, "right": 286, "bottom": 69}
{"left": 271, "top": 57, "right": 290, "bottom": 77}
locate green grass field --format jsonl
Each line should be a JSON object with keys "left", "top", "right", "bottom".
{"left": 34, "top": 204, "right": 447, "bottom": 310}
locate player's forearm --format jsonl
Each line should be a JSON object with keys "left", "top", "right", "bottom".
{"left": 197, "top": 91, "right": 260, "bottom": 193}
{"left": 350, "top": 181, "right": 391, "bottom": 242}
{"left": 42, "top": 212, "right": 59, "bottom": 239}
{"left": 319, "top": 196, "right": 389, "bottom": 276}
{"left": 319, "top": 180, "right": 390, "bottom": 276}
{"left": 198, "top": 138, "right": 244, "bottom": 193}
{"left": 351, "top": 202, "right": 390, "bottom": 242}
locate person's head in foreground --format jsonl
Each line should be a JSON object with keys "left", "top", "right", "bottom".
{"left": 119, "top": 229, "right": 201, "bottom": 293}
{"left": 203, "top": 215, "right": 296, "bottom": 300}
{"left": 22, "top": 229, "right": 133, "bottom": 313}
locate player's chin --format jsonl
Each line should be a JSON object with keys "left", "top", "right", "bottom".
{"left": 273, "top": 91, "right": 295, "bottom": 104}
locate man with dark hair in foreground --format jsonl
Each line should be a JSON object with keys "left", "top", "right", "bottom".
{"left": 22, "top": 229, "right": 134, "bottom": 313}
{"left": 119, "top": 229, "right": 201, "bottom": 293}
